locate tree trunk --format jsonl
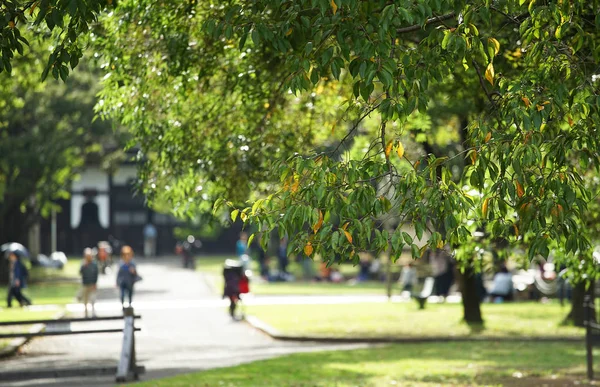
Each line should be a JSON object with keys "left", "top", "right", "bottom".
{"left": 458, "top": 268, "right": 484, "bottom": 325}
{"left": 565, "top": 282, "right": 595, "bottom": 327}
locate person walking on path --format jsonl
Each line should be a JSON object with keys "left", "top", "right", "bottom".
{"left": 143, "top": 223, "right": 158, "bottom": 258}
{"left": 6, "top": 252, "right": 31, "bottom": 307}
{"left": 79, "top": 248, "right": 99, "bottom": 318}
{"left": 116, "top": 246, "right": 140, "bottom": 308}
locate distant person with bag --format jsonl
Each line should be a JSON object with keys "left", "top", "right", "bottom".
{"left": 116, "top": 246, "right": 141, "bottom": 308}
{"left": 143, "top": 223, "right": 158, "bottom": 258}
{"left": 79, "top": 248, "right": 99, "bottom": 318}
{"left": 6, "top": 253, "right": 31, "bottom": 307}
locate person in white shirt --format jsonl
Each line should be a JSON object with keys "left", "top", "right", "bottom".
{"left": 399, "top": 262, "right": 418, "bottom": 292}
{"left": 488, "top": 265, "right": 513, "bottom": 302}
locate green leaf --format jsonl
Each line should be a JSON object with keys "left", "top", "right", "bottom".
{"left": 231, "top": 209, "right": 239, "bottom": 222}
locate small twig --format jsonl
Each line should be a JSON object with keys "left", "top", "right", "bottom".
{"left": 472, "top": 60, "right": 496, "bottom": 105}
{"left": 331, "top": 102, "right": 382, "bottom": 155}
{"left": 397, "top": 12, "right": 456, "bottom": 34}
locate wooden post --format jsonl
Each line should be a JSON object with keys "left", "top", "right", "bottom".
{"left": 585, "top": 295, "right": 594, "bottom": 380}
{"left": 116, "top": 307, "right": 137, "bottom": 382}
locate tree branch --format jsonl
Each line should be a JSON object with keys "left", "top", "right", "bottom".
{"left": 471, "top": 60, "right": 496, "bottom": 106}
{"left": 397, "top": 12, "right": 456, "bottom": 34}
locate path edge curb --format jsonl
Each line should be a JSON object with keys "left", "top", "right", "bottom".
{"left": 244, "top": 315, "right": 585, "bottom": 344}
{"left": 0, "top": 310, "right": 66, "bottom": 359}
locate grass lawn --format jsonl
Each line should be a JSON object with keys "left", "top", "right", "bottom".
{"left": 196, "top": 255, "right": 394, "bottom": 296}
{"left": 0, "top": 309, "right": 58, "bottom": 323}
{"left": 248, "top": 301, "right": 584, "bottom": 339}
{"left": 0, "top": 282, "right": 79, "bottom": 307}
{"left": 133, "top": 342, "right": 598, "bottom": 386}
{"left": 28, "top": 258, "right": 81, "bottom": 283}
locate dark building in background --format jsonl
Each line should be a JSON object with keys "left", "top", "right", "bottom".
{"left": 39, "top": 162, "right": 181, "bottom": 256}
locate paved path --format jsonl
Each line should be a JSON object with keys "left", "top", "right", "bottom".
{"left": 1, "top": 258, "right": 367, "bottom": 386}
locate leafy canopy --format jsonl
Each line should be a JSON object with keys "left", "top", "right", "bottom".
{"left": 6, "top": 0, "right": 599, "bottom": 279}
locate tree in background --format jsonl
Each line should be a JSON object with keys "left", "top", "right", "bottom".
{"left": 0, "top": 41, "right": 116, "bottom": 281}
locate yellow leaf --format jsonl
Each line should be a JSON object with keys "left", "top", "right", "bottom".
{"left": 304, "top": 243, "right": 314, "bottom": 256}
{"left": 240, "top": 212, "right": 248, "bottom": 222}
{"left": 8, "top": 21, "right": 15, "bottom": 29}
{"left": 485, "top": 62, "right": 495, "bottom": 85}
{"left": 313, "top": 210, "right": 324, "bottom": 234}
{"left": 331, "top": 121, "right": 337, "bottom": 134}
{"left": 436, "top": 239, "right": 444, "bottom": 249}
{"left": 516, "top": 181, "right": 524, "bottom": 198}
{"left": 482, "top": 197, "right": 490, "bottom": 217}
{"left": 343, "top": 230, "right": 353, "bottom": 244}
{"left": 285, "top": 28, "right": 293, "bottom": 36}
{"left": 484, "top": 132, "right": 492, "bottom": 143}
{"left": 341, "top": 222, "right": 349, "bottom": 231}
{"left": 414, "top": 160, "right": 421, "bottom": 169}
{"left": 396, "top": 141, "right": 405, "bottom": 159}
{"left": 488, "top": 37, "right": 500, "bottom": 55}
{"left": 385, "top": 140, "right": 393, "bottom": 158}
{"left": 536, "top": 104, "right": 544, "bottom": 111}
{"left": 513, "top": 224, "right": 519, "bottom": 238}
{"left": 330, "top": 0, "right": 338, "bottom": 15}
{"left": 522, "top": 96, "right": 531, "bottom": 107}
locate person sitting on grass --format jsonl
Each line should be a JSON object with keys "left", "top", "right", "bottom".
{"left": 6, "top": 253, "right": 31, "bottom": 308}
{"left": 79, "top": 248, "right": 99, "bottom": 318}
{"left": 399, "top": 262, "right": 418, "bottom": 293}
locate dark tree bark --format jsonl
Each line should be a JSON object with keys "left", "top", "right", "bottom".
{"left": 458, "top": 268, "right": 484, "bottom": 324}
{"left": 565, "top": 282, "right": 595, "bottom": 327}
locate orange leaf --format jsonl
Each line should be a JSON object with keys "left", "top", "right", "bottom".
{"left": 482, "top": 197, "right": 490, "bottom": 217}
{"left": 330, "top": 0, "right": 338, "bottom": 14}
{"left": 291, "top": 178, "right": 300, "bottom": 193}
{"left": 516, "top": 181, "right": 524, "bottom": 198}
{"left": 304, "top": 243, "right": 314, "bottom": 256}
{"left": 513, "top": 224, "right": 519, "bottom": 238}
{"left": 8, "top": 21, "right": 15, "bottom": 29}
{"left": 567, "top": 115, "right": 574, "bottom": 127}
{"left": 285, "top": 28, "right": 293, "bottom": 36}
{"left": 313, "top": 210, "right": 324, "bottom": 234}
{"left": 414, "top": 160, "right": 421, "bottom": 169}
{"left": 343, "top": 230, "right": 353, "bottom": 244}
{"left": 385, "top": 140, "right": 393, "bottom": 158}
{"left": 522, "top": 96, "right": 531, "bottom": 108}
{"left": 470, "top": 150, "right": 477, "bottom": 164}
{"left": 484, "top": 132, "right": 492, "bottom": 143}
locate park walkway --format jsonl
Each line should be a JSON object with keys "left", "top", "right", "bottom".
{"left": 0, "top": 258, "right": 366, "bottom": 386}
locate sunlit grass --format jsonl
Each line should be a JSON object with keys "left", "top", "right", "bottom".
{"left": 248, "top": 301, "right": 583, "bottom": 339}
{"left": 133, "top": 342, "right": 597, "bottom": 386}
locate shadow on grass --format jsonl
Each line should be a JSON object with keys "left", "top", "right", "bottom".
{"left": 138, "top": 342, "right": 596, "bottom": 387}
